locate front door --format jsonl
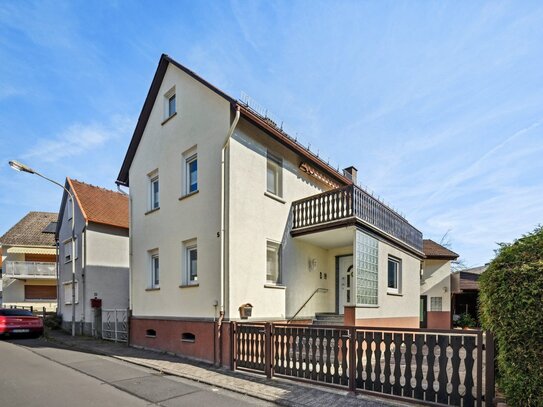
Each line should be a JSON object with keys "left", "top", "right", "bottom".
{"left": 338, "top": 255, "right": 353, "bottom": 314}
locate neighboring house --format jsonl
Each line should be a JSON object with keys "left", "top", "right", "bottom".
{"left": 421, "top": 239, "right": 459, "bottom": 329}
{"left": 116, "top": 54, "right": 428, "bottom": 363}
{"left": 451, "top": 264, "right": 487, "bottom": 325}
{"left": 56, "top": 178, "right": 129, "bottom": 335}
{"left": 0, "top": 212, "right": 58, "bottom": 311}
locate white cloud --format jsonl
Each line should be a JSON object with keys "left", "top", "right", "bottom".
{"left": 22, "top": 116, "right": 132, "bottom": 164}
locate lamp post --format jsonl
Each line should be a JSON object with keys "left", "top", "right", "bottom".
{"left": 9, "top": 160, "right": 77, "bottom": 337}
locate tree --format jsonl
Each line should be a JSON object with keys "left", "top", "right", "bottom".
{"left": 439, "top": 230, "right": 467, "bottom": 272}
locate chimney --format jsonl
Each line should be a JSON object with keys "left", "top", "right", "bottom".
{"left": 343, "top": 166, "right": 358, "bottom": 184}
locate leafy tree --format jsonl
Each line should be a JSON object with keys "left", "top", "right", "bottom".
{"left": 479, "top": 226, "right": 543, "bottom": 406}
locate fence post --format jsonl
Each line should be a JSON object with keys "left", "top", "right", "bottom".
{"left": 485, "top": 331, "right": 496, "bottom": 407}
{"left": 30, "top": 305, "right": 33, "bottom": 313}
{"left": 477, "top": 331, "right": 483, "bottom": 407}
{"left": 42, "top": 307, "right": 46, "bottom": 320}
{"left": 230, "top": 321, "right": 236, "bottom": 371}
{"left": 114, "top": 309, "right": 118, "bottom": 343}
{"left": 349, "top": 326, "right": 356, "bottom": 392}
{"left": 265, "top": 322, "right": 274, "bottom": 379}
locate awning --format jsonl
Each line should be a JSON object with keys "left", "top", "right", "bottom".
{"left": 7, "top": 247, "right": 56, "bottom": 255}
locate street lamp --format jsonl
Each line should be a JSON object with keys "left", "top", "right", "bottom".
{"left": 8, "top": 160, "right": 77, "bottom": 337}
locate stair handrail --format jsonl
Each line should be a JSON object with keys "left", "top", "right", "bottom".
{"left": 287, "top": 288, "right": 328, "bottom": 324}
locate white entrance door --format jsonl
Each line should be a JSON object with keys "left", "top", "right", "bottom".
{"left": 338, "top": 255, "right": 353, "bottom": 314}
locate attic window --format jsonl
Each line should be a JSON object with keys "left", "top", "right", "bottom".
{"left": 181, "top": 332, "right": 195, "bottom": 343}
{"left": 164, "top": 86, "right": 176, "bottom": 121}
{"left": 146, "top": 329, "right": 156, "bottom": 338}
{"left": 42, "top": 222, "right": 57, "bottom": 234}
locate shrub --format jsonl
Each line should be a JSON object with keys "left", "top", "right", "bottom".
{"left": 457, "top": 312, "right": 477, "bottom": 328}
{"left": 479, "top": 226, "right": 543, "bottom": 406}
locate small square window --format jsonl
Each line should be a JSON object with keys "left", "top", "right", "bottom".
{"left": 63, "top": 281, "right": 79, "bottom": 304}
{"left": 266, "top": 241, "right": 281, "bottom": 284}
{"left": 266, "top": 153, "right": 282, "bottom": 197}
{"left": 149, "top": 174, "right": 159, "bottom": 210}
{"left": 387, "top": 257, "right": 401, "bottom": 293}
{"left": 64, "top": 238, "right": 78, "bottom": 263}
{"left": 150, "top": 252, "right": 159, "bottom": 288}
{"left": 430, "top": 297, "right": 442, "bottom": 312}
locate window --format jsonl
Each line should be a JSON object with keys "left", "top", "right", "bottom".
{"left": 149, "top": 173, "right": 159, "bottom": 210}
{"left": 164, "top": 86, "right": 176, "bottom": 120}
{"left": 387, "top": 257, "right": 401, "bottom": 294}
{"left": 150, "top": 251, "right": 159, "bottom": 288}
{"left": 63, "top": 281, "right": 79, "bottom": 304}
{"left": 266, "top": 241, "right": 281, "bottom": 284}
{"left": 181, "top": 332, "right": 196, "bottom": 343}
{"left": 184, "top": 244, "right": 198, "bottom": 285}
{"left": 146, "top": 329, "right": 156, "bottom": 338}
{"left": 67, "top": 197, "right": 73, "bottom": 220}
{"left": 266, "top": 152, "right": 283, "bottom": 197}
{"left": 430, "top": 297, "right": 443, "bottom": 312}
{"left": 185, "top": 154, "right": 198, "bottom": 194}
{"left": 64, "top": 238, "right": 78, "bottom": 263}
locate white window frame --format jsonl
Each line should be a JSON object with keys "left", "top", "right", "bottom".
{"left": 149, "top": 171, "right": 159, "bottom": 210}
{"left": 63, "top": 237, "right": 78, "bottom": 263}
{"left": 266, "top": 152, "right": 283, "bottom": 198}
{"left": 164, "top": 86, "right": 176, "bottom": 120}
{"left": 185, "top": 154, "right": 198, "bottom": 195}
{"left": 149, "top": 250, "right": 159, "bottom": 289}
{"left": 67, "top": 197, "right": 73, "bottom": 220}
{"left": 430, "top": 296, "right": 443, "bottom": 312}
{"left": 266, "top": 240, "right": 281, "bottom": 285}
{"left": 63, "top": 281, "right": 79, "bottom": 305}
{"left": 387, "top": 256, "right": 401, "bottom": 294}
{"left": 183, "top": 241, "right": 198, "bottom": 285}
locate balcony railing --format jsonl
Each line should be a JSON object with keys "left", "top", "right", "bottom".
{"left": 292, "top": 184, "right": 423, "bottom": 252}
{"left": 3, "top": 261, "right": 56, "bottom": 278}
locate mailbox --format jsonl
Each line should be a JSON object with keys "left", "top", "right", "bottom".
{"left": 239, "top": 303, "right": 253, "bottom": 319}
{"left": 90, "top": 297, "right": 102, "bottom": 308}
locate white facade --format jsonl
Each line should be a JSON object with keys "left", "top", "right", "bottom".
{"left": 125, "top": 58, "right": 425, "bottom": 327}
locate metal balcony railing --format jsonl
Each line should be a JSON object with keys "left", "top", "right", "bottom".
{"left": 292, "top": 184, "right": 423, "bottom": 252}
{"left": 3, "top": 261, "right": 56, "bottom": 278}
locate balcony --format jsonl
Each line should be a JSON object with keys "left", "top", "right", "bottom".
{"left": 3, "top": 261, "right": 56, "bottom": 279}
{"left": 291, "top": 184, "right": 423, "bottom": 252}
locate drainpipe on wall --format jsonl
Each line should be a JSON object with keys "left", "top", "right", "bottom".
{"left": 82, "top": 226, "right": 87, "bottom": 335}
{"left": 55, "top": 240, "right": 60, "bottom": 314}
{"left": 218, "top": 104, "right": 240, "bottom": 365}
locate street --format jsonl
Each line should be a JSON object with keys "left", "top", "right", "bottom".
{"left": 0, "top": 338, "right": 272, "bottom": 407}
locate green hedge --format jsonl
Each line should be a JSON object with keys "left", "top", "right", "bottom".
{"left": 479, "top": 226, "right": 543, "bottom": 407}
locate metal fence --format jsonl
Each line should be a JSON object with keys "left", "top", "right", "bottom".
{"left": 232, "top": 322, "right": 495, "bottom": 407}
{"left": 102, "top": 309, "right": 128, "bottom": 342}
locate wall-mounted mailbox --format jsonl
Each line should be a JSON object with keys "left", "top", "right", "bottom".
{"left": 90, "top": 298, "right": 102, "bottom": 308}
{"left": 239, "top": 303, "right": 253, "bottom": 319}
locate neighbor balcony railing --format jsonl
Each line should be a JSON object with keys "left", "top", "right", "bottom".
{"left": 3, "top": 261, "right": 56, "bottom": 278}
{"left": 292, "top": 184, "right": 423, "bottom": 252}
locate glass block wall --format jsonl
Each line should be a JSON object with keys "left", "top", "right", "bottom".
{"left": 355, "top": 230, "right": 379, "bottom": 305}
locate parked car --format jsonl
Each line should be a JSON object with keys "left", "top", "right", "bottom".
{"left": 0, "top": 309, "right": 44, "bottom": 338}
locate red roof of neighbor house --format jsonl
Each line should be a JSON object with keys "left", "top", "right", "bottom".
{"left": 68, "top": 179, "right": 129, "bottom": 229}
{"left": 423, "top": 239, "right": 459, "bottom": 260}
{"left": 0, "top": 212, "right": 58, "bottom": 247}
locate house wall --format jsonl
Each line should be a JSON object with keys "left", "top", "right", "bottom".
{"left": 421, "top": 259, "right": 452, "bottom": 329}
{"left": 227, "top": 119, "right": 331, "bottom": 320}
{"left": 352, "top": 235, "right": 421, "bottom": 328}
{"left": 129, "top": 63, "right": 231, "bottom": 320}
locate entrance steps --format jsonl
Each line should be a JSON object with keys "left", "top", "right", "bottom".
{"left": 312, "top": 312, "right": 344, "bottom": 325}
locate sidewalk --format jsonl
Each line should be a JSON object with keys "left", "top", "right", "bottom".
{"left": 45, "top": 330, "right": 411, "bottom": 407}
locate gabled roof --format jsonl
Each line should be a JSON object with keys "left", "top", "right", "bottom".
{"left": 423, "top": 239, "right": 459, "bottom": 260}
{"left": 115, "top": 54, "right": 351, "bottom": 187}
{"left": 0, "top": 212, "right": 58, "bottom": 247}
{"left": 57, "top": 179, "right": 129, "bottom": 233}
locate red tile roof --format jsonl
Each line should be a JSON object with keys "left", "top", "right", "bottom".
{"left": 69, "top": 179, "right": 129, "bottom": 229}
{"left": 423, "top": 239, "right": 459, "bottom": 260}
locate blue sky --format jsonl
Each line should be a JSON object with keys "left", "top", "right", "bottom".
{"left": 1, "top": 1, "right": 542, "bottom": 266}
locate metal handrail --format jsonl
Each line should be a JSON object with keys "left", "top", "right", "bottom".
{"left": 287, "top": 287, "right": 328, "bottom": 323}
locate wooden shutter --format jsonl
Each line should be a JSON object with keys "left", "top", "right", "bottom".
{"left": 24, "top": 285, "right": 57, "bottom": 300}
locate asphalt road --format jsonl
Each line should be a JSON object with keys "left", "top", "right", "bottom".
{"left": 0, "top": 337, "right": 272, "bottom": 407}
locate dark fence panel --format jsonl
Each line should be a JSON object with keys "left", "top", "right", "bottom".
{"left": 233, "top": 323, "right": 493, "bottom": 406}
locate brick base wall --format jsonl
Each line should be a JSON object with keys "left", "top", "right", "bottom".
{"left": 130, "top": 317, "right": 232, "bottom": 367}
{"left": 427, "top": 311, "right": 451, "bottom": 329}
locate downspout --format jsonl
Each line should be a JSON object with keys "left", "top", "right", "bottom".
{"left": 55, "top": 240, "right": 60, "bottom": 314}
{"left": 218, "top": 104, "right": 240, "bottom": 366}
{"left": 81, "top": 225, "right": 87, "bottom": 335}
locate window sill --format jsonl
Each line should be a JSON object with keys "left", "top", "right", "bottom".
{"left": 264, "top": 191, "right": 286, "bottom": 204}
{"left": 387, "top": 291, "right": 403, "bottom": 297}
{"left": 354, "top": 304, "right": 380, "bottom": 308}
{"left": 145, "top": 287, "right": 160, "bottom": 291}
{"left": 181, "top": 339, "right": 195, "bottom": 343}
{"left": 146, "top": 335, "right": 156, "bottom": 338}
{"left": 179, "top": 284, "right": 199, "bottom": 289}
{"left": 161, "top": 111, "right": 177, "bottom": 125}
{"left": 264, "top": 284, "right": 286, "bottom": 290}
{"left": 145, "top": 207, "right": 160, "bottom": 215}
{"left": 179, "top": 190, "right": 199, "bottom": 201}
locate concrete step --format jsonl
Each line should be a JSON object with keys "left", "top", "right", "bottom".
{"left": 312, "top": 313, "right": 344, "bottom": 325}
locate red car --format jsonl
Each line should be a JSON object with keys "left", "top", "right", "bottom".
{"left": 0, "top": 309, "right": 44, "bottom": 337}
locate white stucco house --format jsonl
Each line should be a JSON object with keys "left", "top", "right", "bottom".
{"left": 0, "top": 212, "right": 58, "bottom": 311}
{"left": 114, "top": 54, "right": 460, "bottom": 364}
{"left": 56, "top": 178, "right": 129, "bottom": 335}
